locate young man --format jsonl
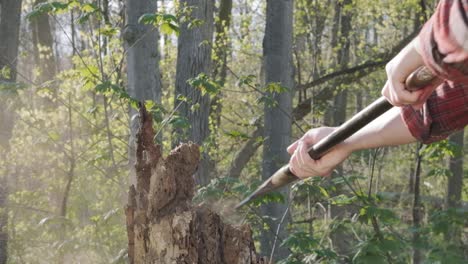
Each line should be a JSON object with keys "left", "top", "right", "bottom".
{"left": 288, "top": 0, "right": 468, "bottom": 178}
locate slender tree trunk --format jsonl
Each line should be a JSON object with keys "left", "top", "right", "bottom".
{"left": 0, "top": 1, "right": 22, "bottom": 263}
{"left": 123, "top": 0, "right": 161, "bottom": 186}
{"left": 331, "top": 0, "right": 351, "bottom": 127}
{"left": 328, "top": 0, "right": 352, "bottom": 168}
{"left": 260, "top": 0, "right": 294, "bottom": 260}
{"left": 173, "top": 0, "right": 214, "bottom": 186}
{"left": 446, "top": 129, "right": 464, "bottom": 208}
{"left": 445, "top": 129, "right": 464, "bottom": 246}
{"left": 323, "top": 0, "right": 342, "bottom": 126}
{"left": 125, "top": 106, "right": 263, "bottom": 264}
{"left": 412, "top": 143, "right": 423, "bottom": 264}
{"left": 327, "top": 1, "right": 355, "bottom": 259}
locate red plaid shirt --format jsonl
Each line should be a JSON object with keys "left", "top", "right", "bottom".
{"left": 402, "top": 0, "right": 468, "bottom": 143}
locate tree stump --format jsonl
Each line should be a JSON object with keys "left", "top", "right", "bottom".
{"left": 126, "top": 104, "right": 264, "bottom": 264}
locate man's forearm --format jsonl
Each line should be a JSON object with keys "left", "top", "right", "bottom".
{"left": 343, "top": 107, "right": 417, "bottom": 152}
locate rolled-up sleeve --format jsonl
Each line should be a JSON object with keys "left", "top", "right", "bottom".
{"left": 402, "top": 0, "right": 468, "bottom": 143}
{"left": 402, "top": 81, "right": 468, "bottom": 143}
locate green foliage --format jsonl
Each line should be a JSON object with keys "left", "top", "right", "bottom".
{"left": 167, "top": 115, "right": 190, "bottom": 129}
{"left": 0, "top": 81, "right": 26, "bottom": 96}
{"left": 430, "top": 208, "right": 467, "bottom": 236}
{"left": 358, "top": 205, "right": 398, "bottom": 224}
{"left": 264, "top": 82, "right": 290, "bottom": 94}
{"left": 224, "top": 130, "right": 250, "bottom": 140}
{"left": 27, "top": 1, "right": 71, "bottom": 19}
{"left": 421, "top": 139, "right": 461, "bottom": 161}
{"left": 145, "top": 100, "right": 167, "bottom": 123}
{"left": 187, "top": 73, "right": 221, "bottom": 96}
{"left": 139, "top": 13, "right": 180, "bottom": 35}
{"left": 236, "top": 74, "right": 257, "bottom": 88}
{"left": 194, "top": 176, "right": 241, "bottom": 202}
{"left": 281, "top": 231, "right": 319, "bottom": 252}
{"left": 352, "top": 235, "right": 401, "bottom": 264}
{"left": 77, "top": 3, "right": 102, "bottom": 24}
{"left": 0, "top": 65, "right": 11, "bottom": 79}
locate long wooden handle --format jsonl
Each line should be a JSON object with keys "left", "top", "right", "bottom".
{"left": 235, "top": 66, "right": 437, "bottom": 209}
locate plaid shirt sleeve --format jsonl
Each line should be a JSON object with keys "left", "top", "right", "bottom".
{"left": 401, "top": 0, "right": 468, "bottom": 144}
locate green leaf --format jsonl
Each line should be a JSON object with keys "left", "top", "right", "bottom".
{"left": 187, "top": 73, "right": 221, "bottom": 96}
{"left": 0, "top": 80, "right": 26, "bottom": 95}
{"left": 250, "top": 191, "right": 285, "bottom": 206}
{"left": 281, "top": 231, "right": 318, "bottom": 252}
{"left": 330, "top": 194, "right": 357, "bottom": 206}
{"left": 99, "top": 25, "right": 118, "bottom": 37}
{"left": 138, "top": 13, "right": 158, "bottom": 25}
{"left": 48, "top": 131, "right": 60, "bottom": 141}
{"left": 27, "top": 2, "right": 70, "bottom": 19}
{"left": 358, "top": 206, "right": 397, "bottom": 224}
{"left": 264, "top": 82, "right": 290, "bottom": 94}
{"left": 77, "top": 3, "right": 101, "bottom": 24}
{"left": 138, "top": 13, "right": 180, "bottom": 35}
{"left": 168, "top": 115, "right": 190, "bottom": 129}
{"left": 224, "top": 130, "right": 250, "bottom": 140}
{"left": 145, "top": 100, "right": 166, "bottom": 123}
{"left": 81, "top": 3, "right": 99, "bottom": 13}
{"left": 237, "top": 75, "right": 256, "bottom": 87}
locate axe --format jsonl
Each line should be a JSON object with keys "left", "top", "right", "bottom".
{"left": 236, "top": 66, "right": 436, "bottom": 209}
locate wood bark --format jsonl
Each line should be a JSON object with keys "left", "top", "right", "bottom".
{"left": 123, "top": 0, "right": 162, "bottom": 186}
{"left": 126, "top": 105, "right": 264, "bottom": 264}
{"left": 260, "top": 0, "right": 294, "bottom": 259}
{"left": 0, "top": 1, "right": 22, "bottom": 263}
{"left": 173, "top": 0, "right": 214, "bottom": 186}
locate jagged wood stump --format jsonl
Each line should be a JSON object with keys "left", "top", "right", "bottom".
{"left": 126, "top": 105, "right": 263, "bottom": 264}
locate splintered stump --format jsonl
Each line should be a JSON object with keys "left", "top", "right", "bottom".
{"left": 126, "top": 105, "right": 263, "bottom": 264}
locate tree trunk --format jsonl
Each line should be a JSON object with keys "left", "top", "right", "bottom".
{"left": 412, "top": 144, "right": 423, "bottom": 264}
{"left": 446, "top": 129, "right": 464, "bottom": 208}
{"left": 125, "top": 105, "right": 264, "bottom": 264}
{"left": 173, "top": 0, "right": 214, "bottom": 186}
{"left": 0, "top": 1, "right": 22, "bottom": 263}
{"left": 328, "top": 0, "right": 354, "bottom": 259}
{"left": 123, "top": 0, "right": 161, "bottom": 186}
{"left": 445, "top": 129, "right": 464, "bottom": 246}
{"left": 260, "top": 0, "right": 294, "bottom": 259}
{"left": 30, "top": 0, "right": 56, "bottom": 84}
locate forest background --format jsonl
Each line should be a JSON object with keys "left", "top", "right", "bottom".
{"left": 0, "top": 0, "right": 466, "bottom": 263}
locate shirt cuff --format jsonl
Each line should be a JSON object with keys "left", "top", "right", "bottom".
{"left": 401, "top": 104, "right": 446, "bottom": 144}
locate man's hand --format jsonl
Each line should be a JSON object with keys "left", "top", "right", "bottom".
{"left": 287, "top": 127, "right": 352, "bottom": 179}
{"left": 382, "top": 38, "right": 436, "bottom": 109}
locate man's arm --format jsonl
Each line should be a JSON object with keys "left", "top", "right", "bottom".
{"left": 287, "top": 107, "right": 416, "bottom": 179}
